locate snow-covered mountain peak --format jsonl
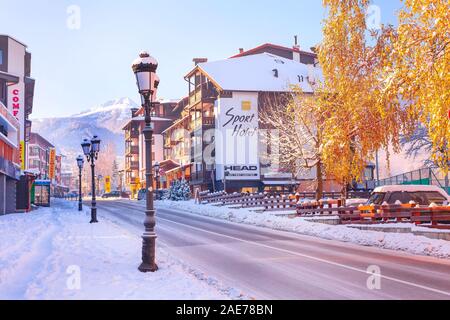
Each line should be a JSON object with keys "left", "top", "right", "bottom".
{"left": 74, "top": 97, "right": 139, "bottom": 118}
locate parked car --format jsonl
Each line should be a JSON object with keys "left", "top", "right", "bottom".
{"left": 66, "top": 192, "right": 78, "bottom": 199}
{"left": 367, "top": 185, "right": 450, "bottom": 206}
{"left": 120, "top": 191, "right": 131, "bottom": 199}
{"left": 137, "top": 189, "right": 166, "bottom": 201}
{"left": 101, "top": 191, "right": 121, "bottom": 199}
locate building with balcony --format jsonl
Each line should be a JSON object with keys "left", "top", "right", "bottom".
{"left": 28, "top": 132, "right": 54, "bottom": 179}
{"left": 28, "top": 132, "right": 65, "bottom": 195}
{"left": 0, "top": 99, "right": 20, "bottom": 214}
{"left": 0, "top": 35, "right": 35, "bottom": 171}
{"left": 161, "top": 97, "right": 191, "bottom": 188}
{"left": 123, "top": 100, "right": 182, "bottom": 196}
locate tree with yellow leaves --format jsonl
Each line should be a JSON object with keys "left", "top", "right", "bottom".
{"left": 318, "top": 0, "right": 410, "bottom": 196}
{"left": 381, "top": 0, "right": 450, "bottom": 173}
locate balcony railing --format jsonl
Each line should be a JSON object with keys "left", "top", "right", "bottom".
{"left": 203, "top": 116, "right": 215, "bottom": 127}
{"left": 126, "top": 161, "right": 139, "bottom": 170}
{"left": 126, "top": 145, "right": 139, "bottom": 155}
{"left": 125, "top": 130, "right": 140, "bottom": 140}
{"left": 189, "top": 83, "right": 218, "bottom": 106}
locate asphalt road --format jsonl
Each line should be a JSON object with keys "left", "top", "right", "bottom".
{"left": 90, "top": 199, "right": 450, "bottom": 300}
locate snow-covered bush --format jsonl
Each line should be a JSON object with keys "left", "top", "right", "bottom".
{"left": 164, "top": 180, "right": 191, "bottom": 201}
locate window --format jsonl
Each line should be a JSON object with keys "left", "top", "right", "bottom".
{"left": 0, "top": 50, "right": 3, "bottom": 65}
{"left": 388, "top": 192, "right": 412, "bottom": 204}
{"left": 0, "top": 79, "right": 6, "bottom": 105}
{"left": 411, "top": 192, "right": 447, "bottom": 206}
{"left": 368, "top": 192, "right": 386, "bottom": 205}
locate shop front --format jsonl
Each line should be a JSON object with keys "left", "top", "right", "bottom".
{"left": 32, "top": 180, "right": 51, "bottom": 207}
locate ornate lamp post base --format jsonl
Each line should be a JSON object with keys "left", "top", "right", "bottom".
{"left": 90, "top": 216, "right": 99, "bottom": 224}
{"left": 138, "top": 232, "right": 158, "bottom": 272}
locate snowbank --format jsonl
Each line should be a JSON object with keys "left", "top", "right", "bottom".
{"left": 0, "top": 200, "right": 240, "bottom": 300}
{"left": 157, "top": 200, "right": 450, "bottom": 259}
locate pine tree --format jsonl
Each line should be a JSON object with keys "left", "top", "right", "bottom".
{"left": 165, "top": 180, "right": 191, "bottom": 201}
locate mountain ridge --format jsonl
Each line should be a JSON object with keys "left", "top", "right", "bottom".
{"left": 31, "top": 97, "right": 139, "bottom": 171}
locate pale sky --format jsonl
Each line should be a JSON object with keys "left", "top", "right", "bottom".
{"left": 0, "top": 0, "right": 402, "bottom": 118}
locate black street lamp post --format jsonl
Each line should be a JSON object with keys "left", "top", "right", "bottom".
{"left": 132, "top": 51, "right": 159, "bottom": 273}
{"left": 76, "top": 155, "right": 84, "bottom": 211}
{"left": 154, "top": 162, "right": 160, "bottom": 195}
{"left": 81, "top": 136, "right": 101, "bottom": 224}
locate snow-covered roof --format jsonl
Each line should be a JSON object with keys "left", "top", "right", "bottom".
{"left": 195, "top": 53, "right": 322, "bottom": 93}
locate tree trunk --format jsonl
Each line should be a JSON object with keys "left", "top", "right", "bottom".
{"left": 445, "top": 172, "right": 449, "bottom": 194}
{"left": 316, "top": 161, "right": 324, "bottom": 201}
{"left": 341, "top": 181, "right": 349, "bottom": 203}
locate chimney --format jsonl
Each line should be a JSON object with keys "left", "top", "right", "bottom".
{"left": 293, "top": 35, "right": 301, "bottom": 51}
{"left": 193, "top": 58, "right": 208, "bottom": 66}
{"left": 293, "top": 35, "right": 301, "bottom": 63}
{"left": 131, "top": 108, "right": 139, "bottom": 118}
{"left": 239, "top": 48, "right": 244, "bottom": 54}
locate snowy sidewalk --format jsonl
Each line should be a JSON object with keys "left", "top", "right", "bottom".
{"left": 0, "top": 200, "right": 235, "bottom": 300}
{"left": 156, "top": 200, "right": 450, "bottom": 259}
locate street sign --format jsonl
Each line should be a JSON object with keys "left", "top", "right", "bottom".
{"left": 19, "top": 141, "right": 25, "bottom": 170}
{"left": 105, "top": 176, "right": 111, "bottom": 193}
{"left": 48, "top": 148, "right": 56, "bottom": 180}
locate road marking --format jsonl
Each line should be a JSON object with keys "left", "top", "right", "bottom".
{"left": 158, "top": 216, "right": 450, "bottom": 297}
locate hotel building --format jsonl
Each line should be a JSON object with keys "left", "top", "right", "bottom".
{"left": 161, "top": 43, "right": 322, "bottom": 194}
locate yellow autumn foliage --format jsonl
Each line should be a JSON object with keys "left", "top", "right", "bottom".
{"left": 382, "top": 0, "right": 450, "bottom": 172}
{"left": 318, "top": 0, "right": 409, "bottom": 189}
{"left": 319, "top": 0, "right": 449, "bottom": 191}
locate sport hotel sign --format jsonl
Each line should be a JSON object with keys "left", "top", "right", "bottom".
{"left": 214, "top": 92, "right": 260, "bottom": 181}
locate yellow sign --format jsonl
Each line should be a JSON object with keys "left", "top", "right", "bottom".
{"left": 105, "top": 176, "right": 111, "bottom": 193}
{"left": 242, "top": 101, "right": 252, "bottom": 111}
{"left": 20, "top": 141, "right": 25, "bottom": 170}
{"left": 135, "top": 177, "right": 141, "bottom": 189}
{"left": 48, "top": 148, "right": 56, "bottom": 180}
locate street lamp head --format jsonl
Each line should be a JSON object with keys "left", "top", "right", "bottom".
{"left": 132, "top": 51, "right": 158, "bottom": 96}
{"left": 76, "top": 155, "right": 84, "bottom": 169}
{"left": 81, "top": 139, "right": 91, "bottom": 156}
{"left": 91, "top": 135, "right": 101, "bottom": 154}
{"left": 154, "top": 162, "right": 160, "bottom": 173}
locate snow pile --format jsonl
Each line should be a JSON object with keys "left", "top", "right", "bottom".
{"left": 157, "top": 200, "right": 450, "bottom": 259}
{"left": 0, "top": 200, "right": 241, "bottom": 300}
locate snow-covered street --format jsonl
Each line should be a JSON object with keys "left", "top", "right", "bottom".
{"left": 84, "top": 198, "right": 450, "bottom": 300}
{"left": 0, "top": 200, "right": 239, "bottom": 300}
{"left": 157, "top": 200, "right": 450, "bottom": 259}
